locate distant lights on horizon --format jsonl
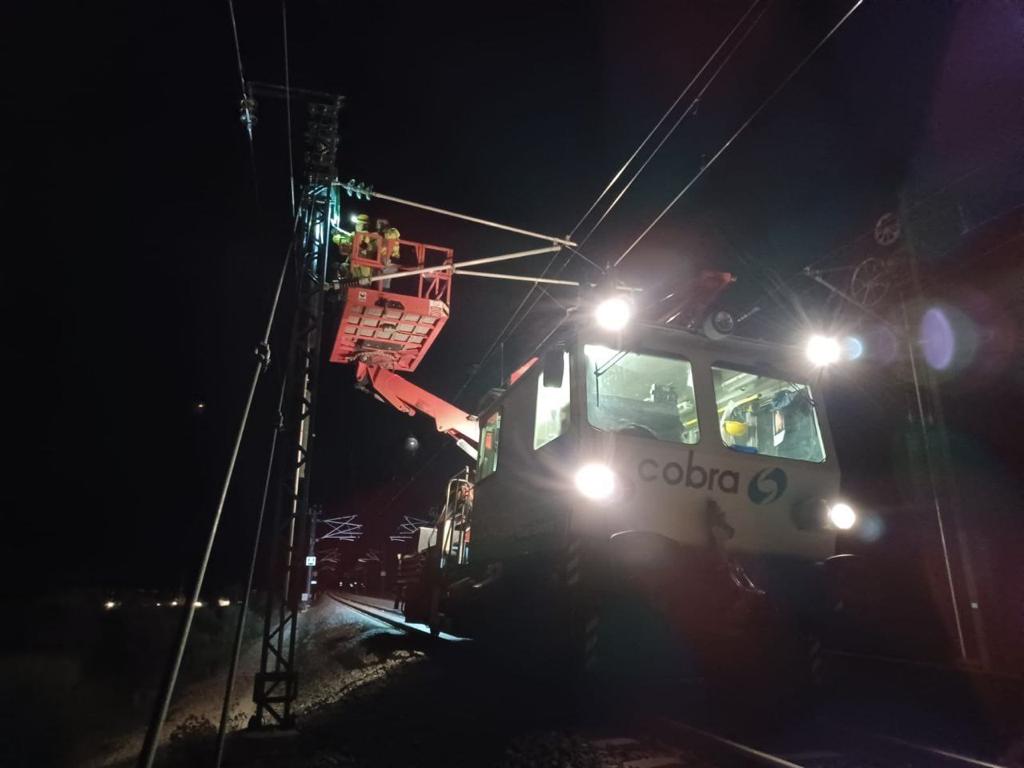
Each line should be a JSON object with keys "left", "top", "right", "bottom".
{"left": 104, "top": 597, "right": 234, "bottom": 609}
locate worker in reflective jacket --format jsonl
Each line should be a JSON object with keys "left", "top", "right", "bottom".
{"left": 330, "top": 230, "right": 353, "bottom": 280}
{"left": 351, "top": 213, "right": 373, "bottom": 284}
{"left": 380, "top": 226, "right": 400, "bottom": 288}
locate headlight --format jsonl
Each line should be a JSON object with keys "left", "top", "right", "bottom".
{"left": 595, "top": 296, "right": 632, "bottom": 331}
{"left": 827, "top": 502, "right": 857, "bottom": 530}
{"left": 806, "top": 334, "right": 841, "bottom": 366}
{"left": 574, "top": 463, "right": 616, "bottom": 501}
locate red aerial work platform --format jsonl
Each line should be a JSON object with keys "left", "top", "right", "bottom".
{"left": 329, "top": 232, "right": 453, "bottom": 373}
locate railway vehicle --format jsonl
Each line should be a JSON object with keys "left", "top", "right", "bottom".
{"left": 329, "top": 227, "right": 859, "bottom": 685}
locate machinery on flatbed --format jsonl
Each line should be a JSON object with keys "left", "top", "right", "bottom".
{"left": 327, "top": 216, "right": 858, "bottom": 684}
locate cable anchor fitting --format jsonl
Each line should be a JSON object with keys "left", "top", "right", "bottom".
{"left": 343, "top": 179, "right": 373, "bottom": 200}
{"left": 239, "top": 95, "right": 258, "bottom": 132}
{"left": 255, "top": 341, "right": 271, "bottom": 368}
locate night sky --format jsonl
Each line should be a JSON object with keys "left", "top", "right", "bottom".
{"left": 3, "top": 1, "right": 1022, "bottom": 595}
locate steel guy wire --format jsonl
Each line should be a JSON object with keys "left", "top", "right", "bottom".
{"left": 138, "top": 209, "right": 302, "bottom": 768}
{"left": 614, "top": 0, "right": 868, "bottom": 268}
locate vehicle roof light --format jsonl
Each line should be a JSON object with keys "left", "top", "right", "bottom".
{"left": 806, "top": 335, "right": 841, "bottom": 366}
{"left": 595, "top": 296, "right": 631, "bottom": 332}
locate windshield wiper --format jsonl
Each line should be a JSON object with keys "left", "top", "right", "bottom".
{"left": 593, "top": 350, "right": 630, "bottom": 407}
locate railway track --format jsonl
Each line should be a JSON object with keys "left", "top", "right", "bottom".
{"left": 326, "top": 591, "right": 1013, "bottom": 768}
{"left": 326, "top": 590, "right": 465, "bottom": 641}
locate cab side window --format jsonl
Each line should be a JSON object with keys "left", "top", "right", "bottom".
{"left": 478, "top": 410, "right": 502, "bottom": 480}
{"left": 534, "top": 352, "right": 571, "bottom": 450}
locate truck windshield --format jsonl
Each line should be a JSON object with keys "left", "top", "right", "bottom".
{"left": 584, "top": 344, "right": 699, "bottom": 444}
{"left": 712, "top": 366, "right": 826, "bottom": 462}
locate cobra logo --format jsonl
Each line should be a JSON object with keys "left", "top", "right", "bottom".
{"left": 747, "top": 467, "right": 787, "bottom": 504}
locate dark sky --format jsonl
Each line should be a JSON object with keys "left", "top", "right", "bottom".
{"left": 3, "top": 1, "right": 1021, "bottom": 593}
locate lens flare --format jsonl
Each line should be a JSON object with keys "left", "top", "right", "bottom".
{"left": 844, "top": 336, "right": 864, "bottom": 360}
{"left": 920, "top": 307, "right": 954, "bottom": 370}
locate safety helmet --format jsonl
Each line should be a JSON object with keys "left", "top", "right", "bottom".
{"left": 724, "top": 420, "right": 748, "bottom": 438}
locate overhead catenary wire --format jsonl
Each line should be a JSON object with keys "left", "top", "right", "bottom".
{"left": 451, "top": 0, "right": 770, "bottom": 404}
{"left": 491, "top": 0, "right": 771, "bottom": 349}
{"left": 226, "top": 0, "right": 258, "bottom": 185}
{"left": 499, "top": 0, "right": 867, "bottom": 383}
{"left": 573, "top": 0, "right": 769, "bottom": 252}
{"left": 569, "top": 0, "right": 765, "bottom": 247}
{"left": 137, "top": 210, "right": 302, "bottom": 768}
{"left": 214, "top": 8, "right": 300, "bottom": 742}
{"left": 614, "top": 0, "right": 867, "bottom": 268}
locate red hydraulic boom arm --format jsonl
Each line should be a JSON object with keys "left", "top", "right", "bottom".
{"left": 356, "top": 362, "right": 480, "bottom": 454}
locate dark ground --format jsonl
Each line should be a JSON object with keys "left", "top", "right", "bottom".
{"left": 109, "top": 598, "right": 1024, "bottom": 768}
{"left": 3, "top": 587, "right": 1021, "bottom": 767}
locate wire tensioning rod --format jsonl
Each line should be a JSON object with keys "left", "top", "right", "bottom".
{"left": 335, "top": 181, "right": 576, "bottom": 247}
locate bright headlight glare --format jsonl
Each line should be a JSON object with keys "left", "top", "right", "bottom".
{"left": 827, "top": 502, "right": 857, "bottom": 530}
{"left": 806, "top": 334, "right": 841, "bottom": 366}
{"left": 574, "top": 463, "right": 616, "bottom": 501}
{"left": 595, "top": 296, "right": 632, "bottom": 331}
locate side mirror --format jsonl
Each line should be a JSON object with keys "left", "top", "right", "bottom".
{"left": 541, "top": 350, "right": 565, "bottom": 388}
